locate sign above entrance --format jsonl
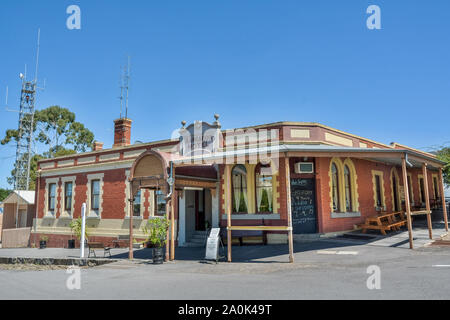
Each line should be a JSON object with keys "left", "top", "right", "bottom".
{"left": 179, "top": 115, "right": 221, "bottom": 157}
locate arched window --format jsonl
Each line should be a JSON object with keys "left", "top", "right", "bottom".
{"left": 331, "top": 163, "right": 340, "bottom": 212}
{"left": 232, "top": 165, "right": 248, "bottom": 213}
{"left": 344, "top": 165, "right": 353, "bottom": 212}
{"left": 255, "top": 163, "right": 273, "bottom": 213}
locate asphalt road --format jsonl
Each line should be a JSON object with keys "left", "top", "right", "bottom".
{"left": 1, "top": 239, "right": 450, "bottom": 300}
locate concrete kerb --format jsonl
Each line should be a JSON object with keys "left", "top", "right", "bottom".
{"left": 0, "top": 256, "right": 117, "bottom": 267}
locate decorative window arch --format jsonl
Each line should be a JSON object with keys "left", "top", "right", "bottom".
{"left": 331, "top": 162, "right": 341, "bottom": 212}
{"left": 342, "top": 159, "right": 359, "bottom": 212}
{"left": 371, "top": 170, "right": 386, "bottom": 211}
{"left": 255, "top": 163, "right": 273, "bottom": 213}
{"left": 231, "top": 164, "right": 248, "bottom": 213}
{"left": 390, "top": 168, "right": 401, "bottom": 212}
{"left": 329, "top": 158, "right": 359, "bottom": 213}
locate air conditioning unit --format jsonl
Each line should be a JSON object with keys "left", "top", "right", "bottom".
{"left": 294, "top": 162, "right": 314, "bottom": 174}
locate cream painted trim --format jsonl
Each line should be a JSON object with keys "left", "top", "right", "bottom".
{"left": 77, "top": 156, "right": 96, "bottom": 164}
{"left": 40, "top": 160, "right": 134, "bottom": 177}
{"left": 40, "top": 162, "right": 55, "bottom": 169}
{"left": 86, "top": 173, "right": 104, "bottom": 218}
{"left": 149, "top": 190, "right": 155, "bottom": 217}
{"left": 245, "top": 163, "right": 256, "bottom": 213}
{"left": 44, "top": 178, "right": 60, "bottom": 217}
{"left": 99, "top": 153, "right": 120, "bottom": 161}
{"left": 124, "top": 149, "right": 146, "bottom": 159}
{"left": 61, "top": 176, "right": 76, "bottom": 217}
{"left": 329, "top": 158, "right": 343, "bottom": 213}
{"left": 371, "top": 170, "right": 386, "bottom": 210}
{"left": 432, "top": 173, "right": 440, "bottom": 199}
{"left": 343, "top": 158, "right": 359, "bottom": 212}
{"left": 328, "top": 158, "right": 359, "bottom": 213}
{"left": 418, "top": 174, "right": 425, "bottom": 204}
{"left": 290, "top": 129, "right": 310, "bottom": 139}
{"left": 58, "top": 159, "right": 74, "bottom": 167}
{"left": 407, "top": 173, "right": 415, "bottom": 206}
{"left": 390, "top": 168, "right": 401, "bottom": 211}
{"left": 325, "top": 133, "right": 353, "bottom": 147}
{"left": 124, "top": 170, "right": 131, "bottom": 217}
{"left": 272, "top": 171, "right": 279, "bottom": 214}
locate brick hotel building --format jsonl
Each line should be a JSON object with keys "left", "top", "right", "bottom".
{"left": 31, "top": 115, "right": 448, "bottom": 258}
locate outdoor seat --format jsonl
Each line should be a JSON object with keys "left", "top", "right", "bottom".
{"left": 87, "top": 241, "right": 111, "bottom": 258}
{"left": 221, "top": 229, "right": 266, "bottom": 246}
{"left": 360, "top": 212, "right": 408, "bottom": 235}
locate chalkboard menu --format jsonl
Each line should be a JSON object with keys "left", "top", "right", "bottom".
{"left": 290, "top": 178, "right": 317, "bottom": 234}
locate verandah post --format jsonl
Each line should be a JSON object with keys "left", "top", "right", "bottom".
{"left": 170, "top": 189, "right": 176, "bottom": 261}
{"left": 439, "top": 168, "right": 449, "bottom": 232}
{"left": 401, "top": 156, "right": 414, "bottom": 249}
{"left": 285, "top": 156, "right": 294, "bottom": 263}
{"left": 165, "top": 199, "right": 170, "bottom": 262}
{"left": 129, "top": 185, "right": 134, "bottom": 260}
{"left": 226, "top": 165, "right": 232, "bottom": 262}
{"left": 422, "top": 163, "right": 433, "bottom": 239}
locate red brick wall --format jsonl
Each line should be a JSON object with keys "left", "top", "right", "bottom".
{"left": 38, "top": 168, "right": 128, "bottom": 219}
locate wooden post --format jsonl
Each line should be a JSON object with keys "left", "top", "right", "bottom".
{"left": 401, "top": 157, "right": 414, "bottom": 249}
{"left": 422, "top": 163, "right": 433, "bottom": 239}
{"left": 165, "top": 199, "right": 170, "bottom": 262}
{"left": 170, "top": 189, "right": 176, "bottom": 261}
{"left": 129, "top": 185, "right": 134, "bottom": 260}
{"left": 226, "top": 165, "right": 232, "bottom": 262}
{"left": 285, "top": 156, "right": 294, "bottom": 263}
{"left": 439, "top": 168, "right": 449, "bottom": 232}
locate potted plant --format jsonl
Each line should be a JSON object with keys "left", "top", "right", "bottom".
{"left": 142, "top": 216, "right": 170, "bottom": 264}
{"left": 39, "top": 235, "right": 48, "bottom": 249}
{"left": 69, "top": 218, "right": 89, "bottom": 247}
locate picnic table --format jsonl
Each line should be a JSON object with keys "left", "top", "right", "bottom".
{"left": 360, "top": 212, "right": 408, "bottom": 235}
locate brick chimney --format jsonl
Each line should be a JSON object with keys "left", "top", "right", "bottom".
{"left": 113, "top": 118, "right": 132, "bottom": 147}
{"left": 92, "top": 141, "right": 104, "bottom": 151}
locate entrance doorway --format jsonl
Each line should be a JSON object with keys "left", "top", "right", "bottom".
{"left": 290, "top": 178, "right": 317, "bottom": 234}
{"left": 195, "top": 190, "right": 205, "bottom": 231}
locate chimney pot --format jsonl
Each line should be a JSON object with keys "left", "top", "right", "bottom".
{"left": 92, "top": 141, "right": 104, "bottom": 151}
{"left": 113, "top": 118, "right": 132, "bottom": 148}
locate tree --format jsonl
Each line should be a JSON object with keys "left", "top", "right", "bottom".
{"left": 0, "top": 188, "right": 11, "bottom": 202}
{"left": 436, "top": 147, "right": 450, "bottom": 187}
{"left": 2, "top": 106, "right": 94, "bottom": 190}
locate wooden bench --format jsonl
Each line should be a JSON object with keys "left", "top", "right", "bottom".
{"left": 360, "top": 212, "right": 408, "bottom": 235}
{"left": 220, "top": 229, "right": 266, "bottom": 246}
{"left": 87, "top": 242, "right": 111, "bottom": 258}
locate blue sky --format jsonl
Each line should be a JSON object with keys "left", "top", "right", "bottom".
{"left": 0, "top": 0, "right": 449, "bottom": 189}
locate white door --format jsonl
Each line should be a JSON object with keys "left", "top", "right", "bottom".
{"left": 19, "top": 211, "right": 27, "bottom": 228}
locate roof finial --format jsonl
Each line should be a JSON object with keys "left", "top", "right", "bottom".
{"left": 181, "top": 120, "right": 186, "bottom": 129}
{"left": 214, "top": 114, "right": 220, "bottom": 126}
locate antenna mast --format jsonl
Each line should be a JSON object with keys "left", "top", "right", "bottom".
{"left": 118, "top": 56, "right": 130, "bottom": 119}
{"left": 13, "top": 28, "right": 41, "bottom": 190}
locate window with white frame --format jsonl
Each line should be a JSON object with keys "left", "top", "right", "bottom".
{"left": 48, "top": 183, "right": 56, "bottom": 214}
{"left": 86, "top": 173, "right": 104, "bottom": 217}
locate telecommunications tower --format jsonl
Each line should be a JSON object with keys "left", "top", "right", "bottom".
{"left": 12, "top": 29, "right": 41, "bottom": 190}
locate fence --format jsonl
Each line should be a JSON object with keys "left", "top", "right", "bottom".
{"left": 1, "top": 228, "right": 31, "bottom": 248}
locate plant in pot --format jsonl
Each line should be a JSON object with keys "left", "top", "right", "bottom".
{"left": 39, "top": 235, "right": 48, "bottom": 249}
{"left": 69, "top": 218, "right": 89, "bottom": 247}
{"left": 142, "top": 216, "right": 170, "bottom": 264}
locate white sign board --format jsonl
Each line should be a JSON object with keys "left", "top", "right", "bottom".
{"left": 204, "top": 228, "right": 221, "bottom": 261}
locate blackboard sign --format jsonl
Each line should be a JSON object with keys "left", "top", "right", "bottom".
{"left": 204, "top": 228, "right": 221, "bottom": 262}
{"left": 290, "top": 178, "right": 317, "bottom": 234}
